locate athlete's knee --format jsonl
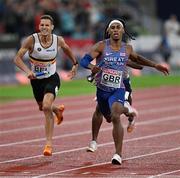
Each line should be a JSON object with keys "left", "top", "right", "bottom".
{"left": 111, "top": 107, "right": 124, "bottom": 123}
{"left": 111, "top": 112, "right": 120, "bottom": 123}
{"left": 42, "top": 103, "right": 52, "bottom": 112}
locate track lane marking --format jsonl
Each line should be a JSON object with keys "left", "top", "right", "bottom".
{"left": 0, "top": 129, "right": 180, "bottom": 164}
{"left": 0, "top": 111, "right": 179, "bottom": 141}
{"left": 1, "top": 95, "right": 179, "bottom": 115}
{"left": 32, "top": 147, "right": 180, "bottom": 178}
{"left": 148, "top": 169, "right": 180, "bottom": 178}
{"left": 1, "top": 105, "right": 180, "bottom": 134}
{"left": 0, "top": 115, "right": 180, "bottom": 147}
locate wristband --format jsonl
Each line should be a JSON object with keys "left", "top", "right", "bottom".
{"left": 80, "top": 54, "right": 93, "bottom": 69}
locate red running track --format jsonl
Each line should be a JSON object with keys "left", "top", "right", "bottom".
{"left": 0, "top": 86, "right": 180, "bottom": 178}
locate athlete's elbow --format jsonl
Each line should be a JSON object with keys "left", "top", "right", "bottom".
{"left": 13, "top": 56, "right": 21, "bottom": 66}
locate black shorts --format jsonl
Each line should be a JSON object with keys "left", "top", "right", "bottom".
{"left": 30, "top": 72, "right": 60, "bottom": 102}
{"left": 123, "top": 77, "right": 132, "bottom": 93}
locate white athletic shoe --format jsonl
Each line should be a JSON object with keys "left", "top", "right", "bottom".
{"left": 111, "top": 154, "right": 122, "bottom": 165}
{"left": 127, "top": 119, "right": 135, "bottom": 133}
{"left": 124, "top": 101, "right": 138, "bottom": 117}
{"left": 86, "top": 140, "right": 97, "bottom": 152}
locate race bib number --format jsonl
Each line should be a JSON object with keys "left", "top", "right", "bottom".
{"left": 100, "top": 68, "right": 122, "bottom": 88}
{"left": 33, "top": 63, "right": 48, "bottom": 73}
{"left": 30, "top": 60, "right": 56, "bottom": 79}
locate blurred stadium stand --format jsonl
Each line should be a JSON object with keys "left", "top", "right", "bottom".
{"left": 0, "top": 34, "right": 18, "bottom": 84}
{"left": 0, "top": 0, "right": 179, "bottom": 84}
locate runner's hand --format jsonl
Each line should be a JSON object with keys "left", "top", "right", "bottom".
{"left": 91, "top": 65, "right": 101, "bottom": 74}
{"left": 27, "top": 71, "right": 36, "bottom": 79}
{"left": 155, "top": 64, "right": 169, "bottom": 75}
{"left": 68, "top": 64, "right": 78, "bottom": 79}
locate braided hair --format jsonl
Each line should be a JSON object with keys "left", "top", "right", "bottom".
{"left": 103, "top": 19, "right": 135, "bottom": 42}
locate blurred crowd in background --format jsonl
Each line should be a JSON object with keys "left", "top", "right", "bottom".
{"left": 0, "top": 0, "right": 180, "bottom": 84}
{"left": 0, "top": 0, "right": 154, "bottom": 41}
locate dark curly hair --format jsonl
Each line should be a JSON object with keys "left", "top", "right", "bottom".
{"left": 103, "top": 19, "right": 135, "bottom": 41}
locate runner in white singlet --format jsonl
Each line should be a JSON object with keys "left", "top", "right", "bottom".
{"left": 14, "top": 15, "right": 78, "bottom": 156}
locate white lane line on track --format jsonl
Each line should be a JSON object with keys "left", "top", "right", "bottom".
{"left": 0, "top": 95, "right": 94, "bottom": 107}
{"left": 1, "top": 96, "right": 180, "bottom": 125}
{"left": 0, "top": 108, "right": 93, "bottom": 124}
{"left": 0, "top": 115, "right": 180, "bottom": 147}
{"left": 147, "top": 169, "right": 180, "bottom": 178}
{"left": 32, "top": 146, "right": 180, "bottom": 178}
{"left": 1, "top": 95, "right": 179, "bottom": 114}
{"left": 0, "top": 100, "right": 93, "bottom": 114}
{"left": 0, "top": 128, "right": 180, "bottom": 164}
{"left": 1, "top": 105, "right": 180, "bottom": 134}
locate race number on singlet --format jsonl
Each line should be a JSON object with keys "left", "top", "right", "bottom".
{"left": 31, "top": 61, "right": 56, "bottom": 78}
{"left": 33, "top": 63, "right": 49, "bottom": 73}
{"left": 100, "top": 68, "right": 122, "bottom": 88}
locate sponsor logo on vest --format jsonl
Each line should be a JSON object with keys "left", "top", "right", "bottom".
{"left": 46, "top": 49, "right": 55, "bottom": 52}
{"left": 37, "top": 48, "right": 41, "bottom": 51}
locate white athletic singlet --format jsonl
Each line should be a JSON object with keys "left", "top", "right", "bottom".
{"left": 29, "top": 33, "right": 58, "bottom": 79}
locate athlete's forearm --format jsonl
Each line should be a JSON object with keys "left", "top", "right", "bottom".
{"left": 127, "top": 60, "right": 143, "bottom": 70}
{"left": 80, "top": 54, "right": 94, "bottom": 69}
{"left": 14, "top": 56, "right": 31, "bottom": 74}
{"left": 62, "top": 46, "right": 78, "bottom": 65}
{"left": 130, "top": 54, "right": 156, "bottom": 68}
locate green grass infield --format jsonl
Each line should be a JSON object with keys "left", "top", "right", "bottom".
{"left": 0, "top": 75, "right": 179, "bottom": 103}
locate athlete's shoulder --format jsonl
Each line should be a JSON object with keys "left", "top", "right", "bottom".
{"left": 94, "top": 40, "right": 105, "bottom": 50}
{"left": 98, "top": 40, "right": 106, "bottom": 45}
{"left": 21, "top": 35, "right": 34, "bottom": 48}
{"left": 57, "top": 35, "right": 65, "bottom": 44}
{"left": 57, "top": 35, "right": 64, "bottom": 40}
{"left": 126, "top": 43, "right": 133, "bottom": 50}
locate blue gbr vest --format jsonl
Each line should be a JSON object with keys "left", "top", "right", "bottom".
{"left": 95, "top": 39, "right": 129, "bottom": 92}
